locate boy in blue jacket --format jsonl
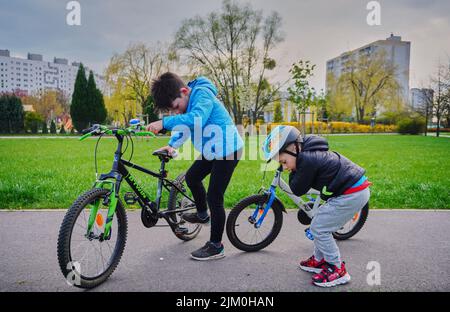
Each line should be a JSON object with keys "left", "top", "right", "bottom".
{"left": 147, "top": 72, "right": 243, "bottom": 260}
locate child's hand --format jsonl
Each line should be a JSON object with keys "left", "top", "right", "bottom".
{"left": 146, "top": 120, "right": 163, "bottom": 134}
{"left": 157, "top": 145, "right": 176, "bottom": 156}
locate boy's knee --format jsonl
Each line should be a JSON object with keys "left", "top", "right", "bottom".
{"left": 207, "top": 191, "right": 223, "bottom": 208}
{"left": 309, "top": 225, "right": 320, "bottom": 238}
{"left": 310, "top": 219, "right": 320, "bottom": 235}
{"left": 184, "top": 171, "right": 198, "bottom": 187}
{"left": 310, "top": 224, "right": 329, "bottom": 240}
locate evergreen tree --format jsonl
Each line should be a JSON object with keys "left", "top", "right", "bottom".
{"left": 143, "top": 95, "right": 159, "bottom": 123}
{"left": 95, "top": 88, "right": 107, "bottom": 123}
{"left": 291, "top": 109, "right": 298, "bottom": 122}
{"left": 50, "top": 120, "right": 57, "bottom": 134}
{"left": 273, "top": 101, "right": 283, "bottom": 123}
{"left": 86, "top": 71, "right": 97, "bottom": 121}
{"left": 0, "top": 95, "right": 24, "bottom": 133}
{"left": 87, "top": 71, "right": 107, "bottom": 124}
{"left": 70, "top": 64, "right": 89, "bottom": 132}
{"left": 42, "top": 121, "right": 48, "bottom": 134}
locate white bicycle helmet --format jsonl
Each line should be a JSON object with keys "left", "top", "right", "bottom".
{"left": 262, "top": 125, "right": 302, "bottom": 162}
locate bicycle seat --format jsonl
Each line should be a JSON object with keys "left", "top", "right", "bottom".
{"left": 152, "top": 149, "right": 176, "bottom": 161}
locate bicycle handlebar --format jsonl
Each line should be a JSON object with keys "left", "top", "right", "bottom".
{"left": 79, "top": 124, "right": 157, "bottom": 141}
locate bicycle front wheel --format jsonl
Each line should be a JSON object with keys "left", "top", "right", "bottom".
{"left": 57, "top": 188, "right": 127, "bottom": 289}
{"left": 226, "top": 194, "right": 283, "bottom": 252}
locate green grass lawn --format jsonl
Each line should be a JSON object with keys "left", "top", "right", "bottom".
{"left": 0, "top": 135, "right": 449, "bottom": 209}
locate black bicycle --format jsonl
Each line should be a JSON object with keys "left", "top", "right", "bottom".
{"left": 57, "top": 124, "right": 200, "bottom": 289}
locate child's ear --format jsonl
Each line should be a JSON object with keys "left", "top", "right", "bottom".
{"left": 180, "top": 87, "right": 189, "bottom": 95}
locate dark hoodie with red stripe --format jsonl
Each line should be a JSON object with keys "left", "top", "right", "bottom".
{"left": 288, "top": 135, "right": 366, "bottom": 201}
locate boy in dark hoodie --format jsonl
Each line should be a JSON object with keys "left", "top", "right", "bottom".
{"left": 263, "top": 126, "right": 370, "bottom": 287}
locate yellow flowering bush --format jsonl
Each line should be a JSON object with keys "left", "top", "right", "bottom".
{"left": 267, "top": 122, "right": 397, "bottom": 134}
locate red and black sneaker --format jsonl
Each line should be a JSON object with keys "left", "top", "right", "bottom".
{"left": 299, "top": 255, "right": 327, "bottom": 273}
{"left": 312, "top": 262, "right": 351, "bottom": 287}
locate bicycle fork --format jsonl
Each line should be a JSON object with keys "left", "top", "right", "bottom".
{"left": 251, "top": 168, "right": 282, "bottom": 228}
{"left": 86, "top": 180, "right": 118, "bottom": 241}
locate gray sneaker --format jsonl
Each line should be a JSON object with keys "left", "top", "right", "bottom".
{"left": 182, "top": 212, "right": 210, "bottom": 224}
{"left": 190, "top": 242, "right": 225, "bottom": 261}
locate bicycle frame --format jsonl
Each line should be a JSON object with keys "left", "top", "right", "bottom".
{"left": 86, "top": 133, "right": 195, "bottom": 239}
{"left": 252, "top": 166, "right": 323, "bottom": 227}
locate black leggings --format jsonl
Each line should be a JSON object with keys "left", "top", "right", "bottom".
{"left": 185, "top": 150, "right": 241, "bottom": 243}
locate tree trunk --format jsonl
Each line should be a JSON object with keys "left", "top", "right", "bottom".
{"left": 252, "top": 110, "right": 258, "bottom": 125}
{"left": 424, "top": 100, "right": 429, "bottom": 136}
{"left": 358, "top": 107, "right": 365, "bottom": 124}
{"left": 436, "top": 115, "right": 440, "bottom": 137}
{"left": 302, "top": 112, "right": 306, "bottom": 136}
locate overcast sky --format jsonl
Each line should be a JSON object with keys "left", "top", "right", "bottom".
{"left": 1, "top": 0, "right": 449, "bottom": 90}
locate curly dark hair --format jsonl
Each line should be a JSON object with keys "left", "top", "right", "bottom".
{"left": 151, "top": 72, "right": 187, "bottom": 112}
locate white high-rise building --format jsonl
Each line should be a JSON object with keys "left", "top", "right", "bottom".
{"left": 326, "top": 34, "right": 411, "bottom": 103}
{"left": 0, "top": 49, "right": 105, "bottom": 97}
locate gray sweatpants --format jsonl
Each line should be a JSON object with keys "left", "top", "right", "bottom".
{"left": 310, "top": 188, "right": 370, "bottom": 267}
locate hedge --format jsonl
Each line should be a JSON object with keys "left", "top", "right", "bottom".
{"left": 267, "top": 122, "right": 397, "bottom": 134}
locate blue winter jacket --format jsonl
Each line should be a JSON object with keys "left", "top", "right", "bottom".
{"left": 162, "top": 77, "right": 243, "bottom": 159}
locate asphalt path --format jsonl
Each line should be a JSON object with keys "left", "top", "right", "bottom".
{"left": 0, "top": 210, "right": 449, "bottom": 292}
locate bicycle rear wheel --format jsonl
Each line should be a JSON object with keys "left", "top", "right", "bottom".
{"left": 332, "top": 202, "right": 369, "bottom": 240}
{"left": 57, "top": 188, "right": 127, "bottom": 289}
{"left": 167, "top": 173, "right": 202, "bottom": 241}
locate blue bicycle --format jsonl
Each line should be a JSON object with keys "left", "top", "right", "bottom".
{"left": 226, "top": 165, "right": 369, "bottom": 252}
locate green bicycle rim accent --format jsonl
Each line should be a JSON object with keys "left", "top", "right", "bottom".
{"left": 321, "top": 186, "right": 333, "bottom": 196}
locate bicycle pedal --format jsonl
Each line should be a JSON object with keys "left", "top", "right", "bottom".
{"left": 124, "top": 192, "right": 138, "bottom": 204}
{"left": 175, "top": 227, "right": 188, "bottom": 235}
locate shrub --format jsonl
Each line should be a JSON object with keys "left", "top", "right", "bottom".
{"left": 428, "top": 128, "right": 450, "bottom": 133}
{"left": 397, "top": 117, "right": 426, "bottom": 135}
{"left": 378, "top": 111, "right": 410, "bottom": 125}
{"left": 268, "top": 121, "right": 397, "bottom": 134}
{"left": 24, "top": 112, "right": 44, "bottom": 134}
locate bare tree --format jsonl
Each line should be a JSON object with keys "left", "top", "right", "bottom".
{"left": 339, "top": 50, "right": 401, "bottom": 123}
{"left": 429, "top": 62, "right": 450, "bottom": 137}
{"left": 105, "top": 42, "right": 177, "bottom": 122}
{"left": 420, "top": 89, "right": 434, "bottom": 136}
{"left": 174, "top": 0, "right": 284, "bottom": 123}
